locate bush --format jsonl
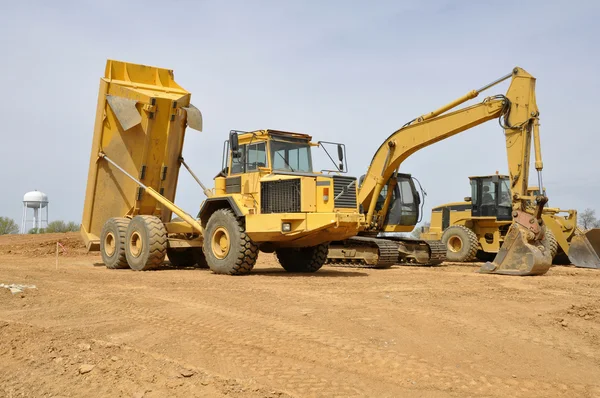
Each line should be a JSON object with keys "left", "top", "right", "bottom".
{"left": 45, "top": 221, "right": 80, "bottom": 233}
{"left": 28, "top": 221, "right": 80, "bottom": 234}
{"left": 0, "top": 217, "right": 19, "bottom": 235}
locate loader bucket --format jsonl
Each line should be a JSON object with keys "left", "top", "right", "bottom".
{"left": 568, "top": 229, "right": 600, "bottom": 269}
{"left": 479, "top": 224, "right": 552, "bottom": 276}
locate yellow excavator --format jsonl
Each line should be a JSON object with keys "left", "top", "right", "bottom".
{"left": 328, "top": 67, "right": 553, "bottom": 276}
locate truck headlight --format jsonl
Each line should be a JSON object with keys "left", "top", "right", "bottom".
{"left": 282, "top": 222, "right": 292, "bottom": 232}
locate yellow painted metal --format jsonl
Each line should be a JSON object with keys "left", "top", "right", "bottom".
{"left": 245, "top": 212, "right": 363, "bottom": 247}
{"left": 361, "top": 67, "right": 550, "bottom": 275}
{"left": 80, "top": 60, "right": 201, "bottom": 250}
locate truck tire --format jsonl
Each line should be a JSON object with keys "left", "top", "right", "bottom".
{"left": 276, "top": 243, "right": 329, "bottom": 273}
{"left": 203, "top": 209, "right": 258, "bottom": 275}
{"left": 100, "top": 217, "right": 130, "bottom": 269}
{"left": 125, "top": 215, "right": 167, "bottom": 271}
{"left": 167, "top": 248, "right": 196, "bottom": 268}
{"left": 192, "top": 248, "right": 209, "bottom": 269}
{"left": 442, "top": 225, "right": 479, "bottom": 262}
{"left": 543, "top": 226, "right": 558, "bottom": 259}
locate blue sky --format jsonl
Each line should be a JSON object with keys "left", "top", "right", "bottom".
{"left": 0, "top": 0, "right": 599, "bottom": 229}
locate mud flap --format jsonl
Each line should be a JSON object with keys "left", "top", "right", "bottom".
{"left": 479, "top": 224, "right": 552, "bottom": 276}
{"left": 568, "top": 229, "right": 600, "bottom": 269}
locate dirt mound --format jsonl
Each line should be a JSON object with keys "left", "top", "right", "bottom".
{"left": 0, "top": 232, "right": 89, "bottom": 257}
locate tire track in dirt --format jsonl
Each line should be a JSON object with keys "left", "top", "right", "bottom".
{"left": 65, "top": 287, "right": 598, "bottom": 398}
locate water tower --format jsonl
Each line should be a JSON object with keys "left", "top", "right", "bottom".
{"left": 21, "top": 191, "right": 49, "bottom": 233}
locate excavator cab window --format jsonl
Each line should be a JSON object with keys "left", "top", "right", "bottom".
{"left": 384, "top": 174, "right": 419, "bottom": 226}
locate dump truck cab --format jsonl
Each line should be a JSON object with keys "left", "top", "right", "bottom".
{"left": 199, "top": 129, "right": 363, "bottom": 250}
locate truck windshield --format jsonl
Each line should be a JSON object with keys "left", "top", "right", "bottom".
{"left": 270, "top": 139, "right": 313, "bottom": 173}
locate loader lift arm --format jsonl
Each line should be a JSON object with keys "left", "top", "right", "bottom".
{"left": 331, "top": 67, "right": 552, "bottom": 275}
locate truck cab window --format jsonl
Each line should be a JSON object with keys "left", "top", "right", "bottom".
{"left": 230, "top": 145, "right": 246, "bottom": 174}
{"left": 271, "top": 140, "right": 312, "bottom": 173}
{"left": 246, "top": 142, "right": 266, "bottom": 171}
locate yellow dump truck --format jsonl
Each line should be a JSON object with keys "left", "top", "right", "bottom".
{"left": 81, "top": 60, "right": 363, "bottom": 274}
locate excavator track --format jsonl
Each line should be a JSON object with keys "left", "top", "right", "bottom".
{"left": 326, "top": 237, "right": 446, "bottom": 268}
{"left": 326, "top": 237, "right": 398, "bottom": 268}
{"left": 421, "top": 240, "right": 446, "bottom": 266}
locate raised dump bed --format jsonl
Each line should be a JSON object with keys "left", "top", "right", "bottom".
{"left": 80, "top": 60, "right": 202, "bottom": 251}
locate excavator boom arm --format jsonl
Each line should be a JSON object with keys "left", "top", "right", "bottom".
{"left": 359, "top": 67, "right": 542, "bottom": 227}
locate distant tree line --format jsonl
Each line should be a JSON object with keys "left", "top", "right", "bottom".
{"left": 0, "top": 217, "right": 80, "bottom": 235}
{"left": 579, "top": 208, "right": 600, "bottom": 230}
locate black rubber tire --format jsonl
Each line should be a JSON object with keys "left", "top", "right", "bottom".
{"left": 544, "top": 227, "right": 558, "bottom": 259}
{"left": 276, "top": 243, "right": 329, "bottom": 273}
{"left": 167, "top": 248, "right": 197, "bottom": 268}
{"left": 192, "top": 248, "right": 209, "bottom": 269}
{"left": 203, "top": 209, "right": 258, "bottom": 275}
{"left": 100, "top": 217, "right": 130, "bottom": 269}
{"left": 125, "top": 215, "right": 167, "bottom": 271}
{"left": 442, "top": 225, "right": 479, "bottom": 262}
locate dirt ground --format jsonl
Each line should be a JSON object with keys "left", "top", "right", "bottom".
{"left": 0, "top": 233, "right": 599, "bottom": 398}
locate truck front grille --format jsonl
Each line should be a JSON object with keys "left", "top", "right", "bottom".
{"left": 261, "top": 179, "right": 301, "bottom": 214}
{"left": 333, "top": 176, "right": 358, "bottom": 209}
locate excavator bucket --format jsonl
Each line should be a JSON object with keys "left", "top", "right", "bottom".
{"left": 568, "top": 229, "right": 600, "bottom": 269}
{"left": 479, "top": 224, "right": 552, "bottom": 276}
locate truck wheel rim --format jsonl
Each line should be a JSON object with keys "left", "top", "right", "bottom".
{"left": 448, "top": 236, "right": 463, "bottom": 253}
{"left": 129, "top": 231, "right": 143, "bottom": 258}
{"left": 104, "top": 232, "right": 116, "bottom": 256}
{"left": 212, "top": 227, "right": 230, "bottom": 259}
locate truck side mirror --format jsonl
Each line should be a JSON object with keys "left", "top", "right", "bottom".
{"left": 464, "top": 196, "right": 472, "bottom": 202}
{"left": 229, "top": 131, "right": 239, "bottom": 153}
{"left": 337, "top": 144, "right": 345, "bottom": 171}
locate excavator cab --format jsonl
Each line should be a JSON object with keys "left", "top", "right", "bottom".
{"left": 360, "top": 173, "right": 420, "bottom": 228}
{"left": 381, "top": 174, "right": 420, "bottom": 227}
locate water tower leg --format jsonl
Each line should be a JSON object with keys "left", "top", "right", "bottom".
{"left": 21, "top": 204, "right": 26, "bottom": 234}
{"left": 33, "top": 208, "right": 38, "bottom": 233}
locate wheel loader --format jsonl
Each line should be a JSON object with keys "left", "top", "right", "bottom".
{"left": 422, "top": 177, "right": 600, "bottom": 269}
{"left": 80, "top": 60, "right": 363, "bottom": 275}
{"left": 328, "top": 67, "right": 554, "bottom": 276}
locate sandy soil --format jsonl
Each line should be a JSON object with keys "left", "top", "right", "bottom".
{"left": 0, "top": 233, "right": 599, "bottom": 397}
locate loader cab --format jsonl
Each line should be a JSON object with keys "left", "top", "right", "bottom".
{"left": 469, "top": 175, "right": 512, "bottom": 221}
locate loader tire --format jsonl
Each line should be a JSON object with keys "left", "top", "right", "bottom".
{"left": 543, "top": 227, "right": 558, "bottom": 259}
{"left": 442, "top": 225, "right": 479, "bottom": 262}
{"left": 167, "top": 248, "right": 196, "bottom": 268}
{"left": 100, "top": 217, "right": 130, "bottom": 269}
{"left": 276, "top": 243, "right": 329, "bottom": 273}
{"left": 125, "top": 215, "right": 167, "bottom": 271}
{"left": 203, "top": 209, "right": 258, "bottom": 275}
